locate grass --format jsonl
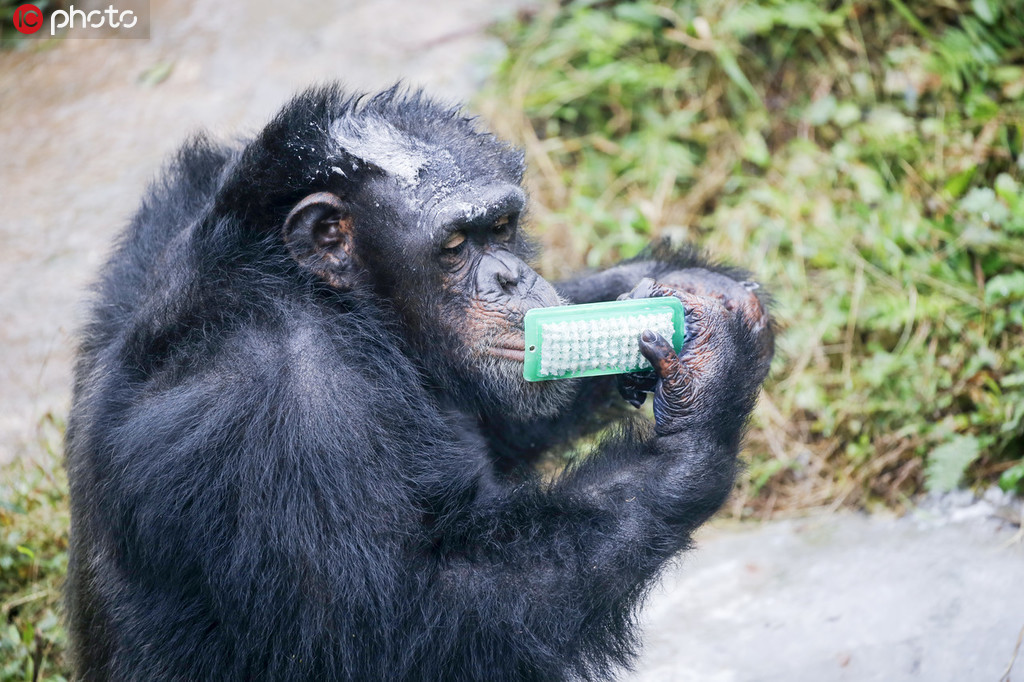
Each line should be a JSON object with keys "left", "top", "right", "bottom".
{"left": 0, "top": 416, "right": 69, "bottom": 681}
{"left": 1, "top": 1, "right": 1022, "bottom": 678}
{"left": 477, "top": 0, "right": 1024, "bottom": 515}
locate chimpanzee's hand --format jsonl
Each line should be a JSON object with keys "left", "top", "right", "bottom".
{"left": 616, "top": 275, "right": 773, "bottom": 436}
{"left": 657, "top": 267, "right": 773, "bottom": 373}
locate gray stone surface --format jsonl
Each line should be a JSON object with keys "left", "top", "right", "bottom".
{"left": 636, "top": 508, "right": 1024, "bottom": 682}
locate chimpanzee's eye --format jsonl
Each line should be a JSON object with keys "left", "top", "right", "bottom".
{"left": 442, "top": 231, "right": 467, "bottom": 254}
{"left": 493, "top": 215, "right": 512, "bottom": 240}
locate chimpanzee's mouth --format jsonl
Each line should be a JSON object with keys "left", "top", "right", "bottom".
{"left": 488, "top": 347, "right": 525, "bottom": 362}
{"left": 487, "top": 335, "right": 526, "bottom": 363}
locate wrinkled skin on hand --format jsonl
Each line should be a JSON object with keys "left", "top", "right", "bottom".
{"left": 617, "top": 271, "right": 773, "bottom": 436}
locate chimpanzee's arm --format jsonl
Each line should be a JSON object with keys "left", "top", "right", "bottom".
{"left": 553, "top": 241, "right": 709, "bottom": 303}
{"left": 414, "top": 282, "right": 772, "bottom": 680}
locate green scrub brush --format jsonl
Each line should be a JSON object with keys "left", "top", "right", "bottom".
{"left": 523, "top": 297, "right": 685, "bottom": 382}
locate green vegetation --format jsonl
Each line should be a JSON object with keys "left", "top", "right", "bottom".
{"left": 0, "top": 416, "right": 68, "bottom": 681}
{"left": 480, "top": 0, "right": 1024, "bottom": 513}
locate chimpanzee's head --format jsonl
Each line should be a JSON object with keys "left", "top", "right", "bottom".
{"left": 249, "top": 87, "right": 576, "bottom": 418}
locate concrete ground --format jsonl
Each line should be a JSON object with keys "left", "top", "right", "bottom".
{"left": 637, "top": 502, "right": 1024, "bottom": 682}
{"left": 1, "top": 1, "right": 1022, "bottom": 680}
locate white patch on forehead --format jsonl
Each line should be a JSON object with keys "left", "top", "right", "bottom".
{"left": 331, "top": 116, "right": 429, "bottom": 188}
{"left": 453, "top": 201, "right": 486, "bottom": 221}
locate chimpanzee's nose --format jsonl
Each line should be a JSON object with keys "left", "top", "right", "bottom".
{"left": 494, "top": 260, "right": 521, "bottom": 291}
{"left": 482, "top": 251, "right": 525, "bottom": 294}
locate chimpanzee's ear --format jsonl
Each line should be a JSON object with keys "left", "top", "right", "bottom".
{"left": 282, "top": 192, "right": 361, "bottom": 289}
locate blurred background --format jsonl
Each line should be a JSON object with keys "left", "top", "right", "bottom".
{"left": 1, "top": 0, "right": 1022, "bottom": 680}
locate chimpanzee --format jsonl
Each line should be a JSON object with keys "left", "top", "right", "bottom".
{"left": 64, "top": 85, "right": 773, "bottom": 681}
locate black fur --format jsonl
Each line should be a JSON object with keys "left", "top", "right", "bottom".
{"left": 65, "top": 85, "right": 771, "bottom": 681}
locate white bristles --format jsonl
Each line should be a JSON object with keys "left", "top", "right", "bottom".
{"left": 539, "top": 311, "right": 675, "bottom": 377}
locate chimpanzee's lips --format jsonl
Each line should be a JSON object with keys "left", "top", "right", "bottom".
{"left": 488, "top": 337, "right": 526, "bottom": 362}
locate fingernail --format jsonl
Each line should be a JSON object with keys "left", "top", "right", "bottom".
{"left": 641, "top": 330, "right": 657, "bottom": 343}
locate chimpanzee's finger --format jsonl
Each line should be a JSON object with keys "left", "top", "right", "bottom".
{"left": 621, "top": 277, "right": 660, "bottom": 301}
{"left": 616, "top": 370, "right": 657, "bottom": 408}
{"left": 617, "top": 379, "right": 647, "bottom": 408}
{"left": 638, "top": 330, "right": 678, "bottom": 377}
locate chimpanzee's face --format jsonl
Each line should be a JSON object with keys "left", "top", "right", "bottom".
{"left": 355, "top": 167, "right": 576, "bottom": 418}
{"left": 282, "top": 119, "right": 576, "bottom": 418}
